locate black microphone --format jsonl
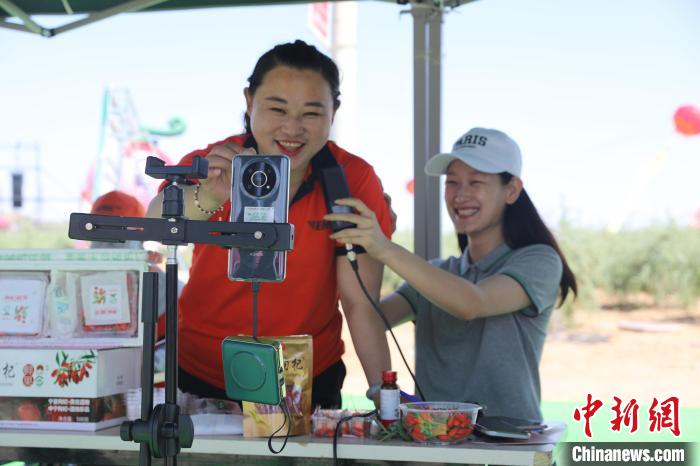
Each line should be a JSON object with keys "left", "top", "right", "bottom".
{"left": 320, "top": 165, "right": 357, "bottom": 262}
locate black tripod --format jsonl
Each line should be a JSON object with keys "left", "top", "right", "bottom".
{"left": 68, "top": 156, "right": 293, "bottom": 466}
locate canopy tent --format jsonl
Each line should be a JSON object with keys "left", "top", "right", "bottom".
{"left": 1, "top": 0, "right": 476, "bottom": 259}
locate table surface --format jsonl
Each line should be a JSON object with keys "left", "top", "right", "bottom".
{"left": 0, "top": 420, "right": 566, "bottom": 466}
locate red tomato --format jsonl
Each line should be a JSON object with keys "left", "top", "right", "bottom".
{"left": 411, "top": 429, "right": 427, "bottom": 442}
{"left": 404, "top": 412, "right": 420, "bottom": 426}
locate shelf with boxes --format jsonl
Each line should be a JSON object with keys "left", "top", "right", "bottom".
{"left": 0, "top": 248, "right": 148, "bottom": 430}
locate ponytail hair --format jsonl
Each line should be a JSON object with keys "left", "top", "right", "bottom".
{"left": 458, "top": 173, "right": 577, "bottom": 306}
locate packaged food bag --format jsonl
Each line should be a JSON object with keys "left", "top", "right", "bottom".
{"left": 47, "top": 270, "right": 79, "bottom": 338}
{"left": 71, "top": 271, "right": 139, "bottom": 337}
{"left": 242, "top": 335, "right": 312, "bottom": 437}
{"left": 0, "top": 272, "right": 49, "bottom": 337}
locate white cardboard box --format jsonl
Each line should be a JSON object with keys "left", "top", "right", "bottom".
{"left": 0, "top": 417, "right": 125, "bottom": 431}
{"left": 0, "top": 394, "right": 127, "bottom": 431}
{"left": 0, "top": 248, "right": 149, "bottom": 347}
{"left": 0, "top": 346, "right": 141, "bottom": 398}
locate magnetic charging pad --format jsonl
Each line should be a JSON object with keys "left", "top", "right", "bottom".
{"left": 230, "top": 351, "right": 267, "bottom": 391}
{"left": 222, "top": 336, "right": 285, "bottom": 405}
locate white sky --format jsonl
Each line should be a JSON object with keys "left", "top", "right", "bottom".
{"left": 1, "top": 0, "right": 699, "bottom": 232}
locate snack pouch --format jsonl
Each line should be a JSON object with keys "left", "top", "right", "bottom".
{"left": 242, "top": 335, "right": 312, "bottom": 437}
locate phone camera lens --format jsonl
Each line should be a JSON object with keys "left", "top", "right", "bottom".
{"left": 243, "top": 161, "right": 277, "bottom": 197}
{"left": 250, "top": 170, "right": 268, "bottom": 188}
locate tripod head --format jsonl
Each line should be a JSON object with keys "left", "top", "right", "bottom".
{"left": 145, "top": 156, "right": 208, "bottom": 219}
{"left": 146, "top": 155, "right": 208, "bottom": 183}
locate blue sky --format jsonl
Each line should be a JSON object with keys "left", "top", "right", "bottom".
{"left": 1, "top": 0, "right": 699, "bottom": 232}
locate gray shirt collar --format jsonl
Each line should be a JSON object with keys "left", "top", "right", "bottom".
{"left": 460, "top": 243, "right": 512, "bottom": 275}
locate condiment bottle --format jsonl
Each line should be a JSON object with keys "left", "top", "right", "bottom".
{"left": 379, "top": 370, "right": 400, "bottom": 427}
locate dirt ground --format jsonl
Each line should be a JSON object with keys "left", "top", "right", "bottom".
{"left": 340, "top": 305, "right": 700, "bottom": 408}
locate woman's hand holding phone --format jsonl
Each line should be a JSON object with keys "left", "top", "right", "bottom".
{"left": 199, "top": 143, "right": 257, "bottom": 209}
{"left": 325, "top": 198, "right": 393, "bottom": 261}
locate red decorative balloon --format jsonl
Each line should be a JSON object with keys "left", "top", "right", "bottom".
{"left": 673, "top": 105, "right": 700, "bottom": 136}
{"left": 406, "top": 179, "right": 414, "bottom": 195}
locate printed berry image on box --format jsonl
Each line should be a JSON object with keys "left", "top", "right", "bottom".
{"left": 0, "top": 272, "right": 49, "bottom": 337}
{"left": 0, "top": 347, "right": 140, "bottom": 398}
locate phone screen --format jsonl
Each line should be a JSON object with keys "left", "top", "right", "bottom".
{"left": 228, "top": 155, "right": 290, "bottom": 282}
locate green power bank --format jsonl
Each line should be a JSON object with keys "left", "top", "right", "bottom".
{"left": 222, "top": 336, "right": 285, "bottom": 405}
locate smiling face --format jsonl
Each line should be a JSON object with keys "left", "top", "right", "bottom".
{"left": 245, "top": 65, "right": 336, "bottom": 176}
{"left": 444, "top": 160, "right": 521, "bottom": 242}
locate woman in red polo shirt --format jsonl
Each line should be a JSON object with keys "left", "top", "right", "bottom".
{"left": 147, "top": 40, "right": 393, "bottom": 408}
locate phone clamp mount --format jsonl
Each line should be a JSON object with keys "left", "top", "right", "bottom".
{"left": 68, "top": 156, "right": 293, "bottom": 466}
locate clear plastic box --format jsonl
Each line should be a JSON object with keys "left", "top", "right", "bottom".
{"left": 311, "top": 408, "right": 374, "bottom": 438}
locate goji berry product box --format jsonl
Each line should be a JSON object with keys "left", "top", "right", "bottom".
{"left": 0, "top": 248, "right": 151, "bottom": 347}
{"left": 0, "top": 250, "right": 148, "bottom": 431}
{"left": 0, "top": 346, "right": 140, "bottom": 398}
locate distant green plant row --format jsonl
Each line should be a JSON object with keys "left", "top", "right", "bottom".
{"left": 2, "top": 219, "right": 699, "bottom": 316}
{"left": 383, "top": 223, "right": 700, "bottom": 318}
{"left": 0, "top": 218, "right": 73, "bottom": 249}
{"left": 557, "top": 222, "right": 700, "bottom": 312}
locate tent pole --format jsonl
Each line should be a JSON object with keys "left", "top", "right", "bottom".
{"left": 411, "top": 1, "right": 441, "bottom": 260}
{"left": 0, "top": 0, "right": 45, "bottom": 35}
{"left": 52, "top": 0, "right": 169, "bottom": 36}
{"left": 0, "top": 19, "right": 37, "bottom": 34}
{"left": 331, "top": 1, "right": 359, "bottom": 153}
{"left": 0, "top": 0, "right": 168, "bottom": 37}
{"left": 427, "top": 5, "right": 442, "bottom": 259}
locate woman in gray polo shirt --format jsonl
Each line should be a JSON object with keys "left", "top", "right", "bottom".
{"left": 325, "top": 127, "right": 577, "bottom": 422}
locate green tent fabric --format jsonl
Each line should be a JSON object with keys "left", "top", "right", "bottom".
{"left": 1, "top": 0, "right": 342, "bottom": 16}
{"left": 0, "top": 0, "right": 368, "bottom": 37}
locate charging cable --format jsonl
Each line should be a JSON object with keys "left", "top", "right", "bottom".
{"left": 250, "top": 281, "right": 292, "bottom": 454}
{"left": 333, "top": 409, "right": 378, "bottom": 466}
{"left": 345, "top": 251, "right": 426, "bottom": 401}
{"left": 268, "top": 400, "right": 292, "bottom": 454}
{"left": 344, "top": 243, "right": 357, "bottom": 268}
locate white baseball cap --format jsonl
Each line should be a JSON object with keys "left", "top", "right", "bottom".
{"left": 424, "top": 127, "right": 522, "bottom": 177}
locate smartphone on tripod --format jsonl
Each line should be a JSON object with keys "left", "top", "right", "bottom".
{"left": 228, "top": 155, "right": 291, "bottom": 282}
